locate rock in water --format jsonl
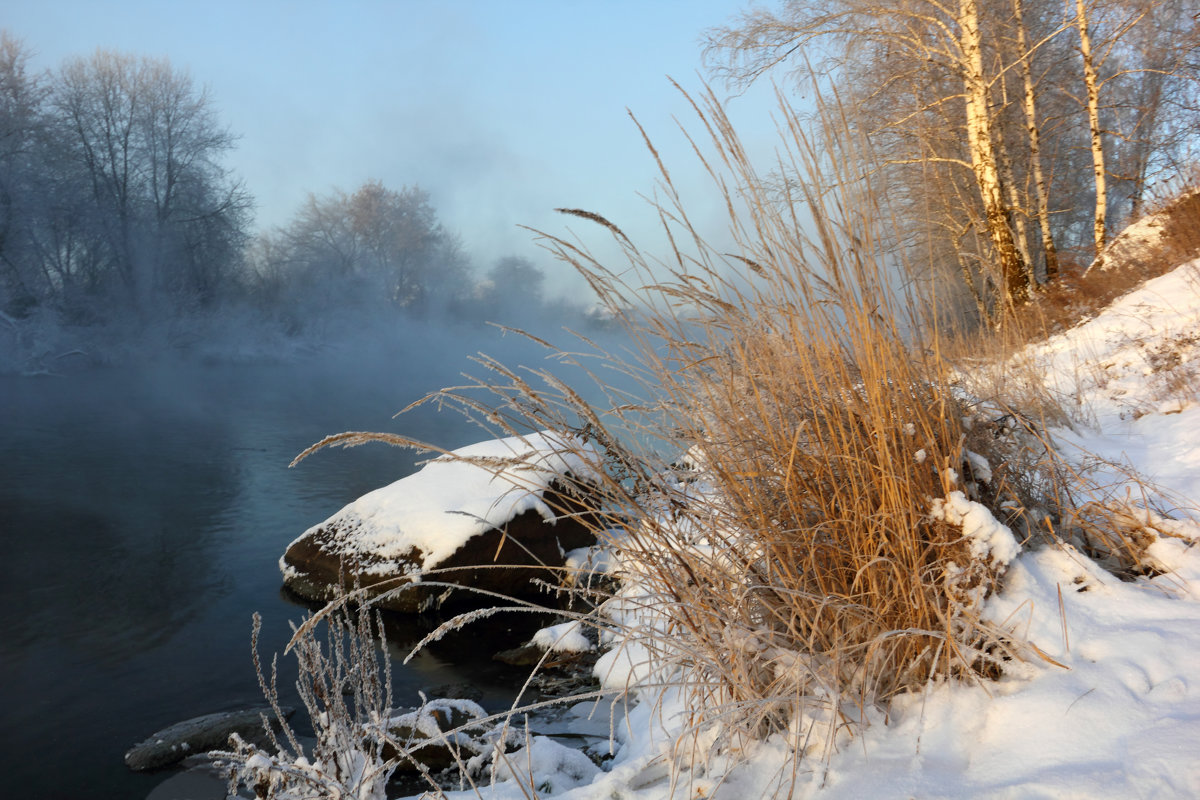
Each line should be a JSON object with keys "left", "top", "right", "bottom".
{"left": 124, "top": 706, "right": 291, "bottom": 771}
{"left": 280, "top": 432, "right": 605, "bottom": 612}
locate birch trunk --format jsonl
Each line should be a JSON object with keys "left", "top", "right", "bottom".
{"left": 994, "top": 101, "right": 1033, "bottom": 279}
{"left": 1076, "top": 0, "right": 1107, "bottom": 255}
{"left": 959, "top": 0, "right": 1029, "bottom": 308}
{"left": 1012, "top": 0, "right": 1060, "bottom": 283}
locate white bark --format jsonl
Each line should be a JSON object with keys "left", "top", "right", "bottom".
{"left": 1076, "top": 0, "right": 1108, "bottom": 255}
{"left": 960, "top": 0, "right": 1029, "bottom": 307}
{"left": 1013, "top": 0, "right": 1060, "bottom": 283}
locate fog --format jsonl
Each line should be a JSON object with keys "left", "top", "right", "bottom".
{"left": 0, "top": 37, "right": 652, "bottom": 800}
{"left": 0, "top": 15, "right": 742, "bottom": 797}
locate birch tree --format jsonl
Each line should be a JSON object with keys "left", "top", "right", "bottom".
{"left": 1064, "top": 0, "right": 1197, "bottom": 259}
{"left": 1075, "top": 0, "right": 1109, "bottom": 253}
{"left": 1011, "top": 0, "right": 1060, "bottom": 282}
{"left": 707, "top": 0, "right": 1033, "bottom": 311}
{"left": 961, "top": 0, "right": 1030, "bottom": 306}
{"left": 708, "top": 0, "right": 1198, "bottom": 309}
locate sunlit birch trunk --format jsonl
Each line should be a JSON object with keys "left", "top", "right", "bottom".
{"left": 959, "top": 0, "right": 1030, "bottom": 308}
{"left": 1075, "top": 0, "right": 1107, "bottom": 255}
{"left": 1013, "top": 0, "right": 1060, "bottom": 283}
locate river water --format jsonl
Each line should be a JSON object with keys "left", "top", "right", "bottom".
{"left": 0, "top": 356, "right": 561, "bottom": 798}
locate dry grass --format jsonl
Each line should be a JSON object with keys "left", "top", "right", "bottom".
{"left": 1147, "top": 163, "right": 1200, "bottom": 267}
{"left": 366, "top": 86, "right": 1055, "bottom": 764}
{"left": 1158, "top": 187, "right": 1200, "bottom": 267}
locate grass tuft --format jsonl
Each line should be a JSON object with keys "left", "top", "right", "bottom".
{"left": 393, "top": 85, "right": 1048, "bottom": 762}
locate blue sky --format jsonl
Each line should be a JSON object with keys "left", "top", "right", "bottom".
{"left": 7, "top": 0, "right": 783, "bottom": 292}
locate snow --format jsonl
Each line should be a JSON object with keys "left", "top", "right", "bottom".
{"left": 387, "top": 698, "right": 488, "bottom": 741}
{"left": 487, "top": 736, "right": 602, "bottom": 793}
{"left": 286, "top": 430, "right": 603, "bottom": 573}
{"left": 532, "top": 621, "right": 594, "bottom": 654}
{"left": 1021, "top": 259, "right": 1200, "bottom": 429}
{"left": 399, "top": 258, "right": 1200, "bottom": 798}
{"left": 930, "top": 490, "right": 1021, "bottom": 569}
{"left": 1088, "top": 210, "right": 1166, "bottom": 273}
{"left": 563, "top": 545, "right": 617, "bottom": 579}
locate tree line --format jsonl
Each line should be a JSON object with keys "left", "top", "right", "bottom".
{"left": 0, "top": 36, "right": 252, "bottom": 321}
{"left": 0, "top": 33, "right": 575, "bottom": 340}
{"left": 705, "top": 0, "right": 1199, "bottom": 321}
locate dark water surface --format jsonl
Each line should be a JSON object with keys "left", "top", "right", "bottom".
{"left": 0, "top": 359, "right": 548, "bottom": 799}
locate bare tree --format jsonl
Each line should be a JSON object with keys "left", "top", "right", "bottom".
{"left": 1102, "top": 0, "right": 1198, "bottom": 219}
{"left": 709, "top": 0, "right": 1200, "bottom": 311}
{"left": 48, "top": 49, "right": 249, "bottom": 311}
{"left": 265, "top": 180, "right": 468, "bottom": 319}
{"left": 706, "top": 0, "right": 1035, "bottom": 313}
{"left": 0, "top": 32, "right": 48, "bottom": 314}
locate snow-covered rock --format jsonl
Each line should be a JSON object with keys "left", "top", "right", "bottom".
{"left": 383, "top": 698, "right": 493, "bottom": 772}
{"left": 280, "top": 431, "right": 605, "bottom": 613}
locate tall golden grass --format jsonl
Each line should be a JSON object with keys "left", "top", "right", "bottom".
{"left": 383, "top": 86, "right": 1049, "bottom": 762}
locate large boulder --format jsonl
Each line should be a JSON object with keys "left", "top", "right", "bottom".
{"left": 280, "top": 431, "right": 605, "bottom": 613}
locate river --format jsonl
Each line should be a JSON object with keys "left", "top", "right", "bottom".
{"left": 0, "top": 355, "right": 565, "bottom": 798}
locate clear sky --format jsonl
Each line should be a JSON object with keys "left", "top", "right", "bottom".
{"left": 6, "top": 0, "right": 783, "bottom": 293}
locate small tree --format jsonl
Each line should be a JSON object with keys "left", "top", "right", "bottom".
{"left": 265, "top": 180, "right": 468, "bottom": 318}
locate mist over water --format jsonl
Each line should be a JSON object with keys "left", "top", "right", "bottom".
{"left": 0, "top": 317, "right": 630, "bottom": 799}
{"left": 0, "top": 27, "right": 653, "bottom": 798}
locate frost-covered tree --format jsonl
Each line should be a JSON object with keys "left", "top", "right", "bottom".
{"left": 45, "top": 49, "right": 250, "bottom": 313}
{"left": 0, "top": 32, "right": 49, "bottom": 316}
{"left": 257, "top": 180, "right": 468, "bottom": 322}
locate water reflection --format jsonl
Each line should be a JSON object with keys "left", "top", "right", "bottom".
{"left": 0, "top": 412, "right": 235, "bottom": 659}
{"left": 0, "top": 361, "right": 483, "bottom": 799}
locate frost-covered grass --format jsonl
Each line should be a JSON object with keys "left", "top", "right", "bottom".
{"left": 215, "top": 608, "right": 401, "bottom": 799}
